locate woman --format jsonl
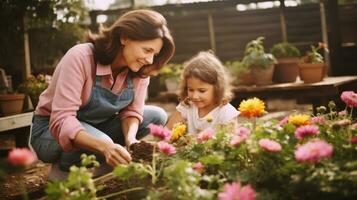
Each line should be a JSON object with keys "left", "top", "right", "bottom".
{"left": 30, "top": 10, "right": 175, "bottom": 173}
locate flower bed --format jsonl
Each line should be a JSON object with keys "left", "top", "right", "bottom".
{"left": 3, "top": 92, "right": 355, "bottom": 200}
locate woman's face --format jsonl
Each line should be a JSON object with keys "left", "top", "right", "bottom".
{"left": 121, "top": 37, "right": 163, "bottom": 73}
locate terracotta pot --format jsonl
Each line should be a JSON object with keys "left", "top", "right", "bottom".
{"left": 236, "top": 71, "right": 255, "bottom": 86}
{"left": 0, "top": 93, "right": 25, "bottom": 116}
{"left": 250, "top": 64, "right": 275, "bottom": 85}
{"left": 273, "top": 57, "right": 300, "bottom": 83}
{"left": 298, "top": 63, "right": 325, "bottom": 83}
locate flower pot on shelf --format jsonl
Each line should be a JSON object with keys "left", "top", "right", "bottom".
{"left": 0, "top": 93, "right": 25, "bottom": 116}
{"left": 236, "top": 71, "right": 255, "bottom": 86}
{"left": 273, "top": 57, "right": 300, "bottom": 83}
{"left": 250, "top": 64, "right": 275, "bottom": 85}
{"left": 298, "top": 63, "right": 325, "bottom": 83}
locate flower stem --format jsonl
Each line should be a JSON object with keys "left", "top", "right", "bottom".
{"left": 97, "top": 187, "right": 144, "bottom": 199}
{"left": 93, "top": 172, "right": 113, "bottom": 183}
{"left": 151, "top": 145, "right": 157, "bottom": 185}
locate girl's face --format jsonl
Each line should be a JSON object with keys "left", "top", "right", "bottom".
{"left": 121, "top": 37, "right": 163, "bottom": 73}
{"left": 187, "top": 77, "right": 216, "bottom": 112}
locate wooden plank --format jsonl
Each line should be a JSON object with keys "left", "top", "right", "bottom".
{"left": 0, "top": 112, "right": 33, "bottom": 132}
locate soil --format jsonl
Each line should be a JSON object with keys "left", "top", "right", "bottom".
{"left": 0, "top": 141, "right": 155, "bottom": 200}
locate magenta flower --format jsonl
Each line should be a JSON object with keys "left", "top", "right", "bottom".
{"left": 157, "top": 141, "right": 176, "bottom": 155}
{"left": 295, "top": 125, "right": 320, "bottom": 140}
{"left": 192, "top": 162, "right": 204, "bottom": 174}
{"left": 341, "top": 91, "right": 357, "bottom": 107}
{"left": 311, "top": 116, "right": 326, "bottom": 125}
{"left": 218, "top": 182, "right": 256, "bottom": 200}
{"left": 258, "top": 139, "right": 282, "bottom": 152}
{"left": 349, "top": 137, "right": 357, "bottom": 144}
{"left": 8, "top": 148, "right": 36, "bottom": 167}
{"left": 277, "top": 116, "right": 289, "bottom": 127}
{"left": 295, "top": 139, "right": 333, "bottom": 163}
{"left": 338, "top": 110, "right": 347, "bottom": 116}
{"left": 231, "top": 135, "right": 247, "bottom": 146}
{"left": 197, "top": 127, "right": 215, "bottom": 143}
{"left": 148, "top": 123, "right": 171, "bottom": 141}
{"left": 236, "top": 127, "right": 251, "bottom": 137}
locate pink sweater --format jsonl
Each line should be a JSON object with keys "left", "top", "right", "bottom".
{"left": 35, "top": 43, "right": 150, "bottom": 151}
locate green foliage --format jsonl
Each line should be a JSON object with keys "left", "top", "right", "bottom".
{"left": 158, "top": 63, "right": 183, "bottom": 84}
{"left": 301, "top": 43, "right": 326, "bottom": 64}
{"left": 17, "top": 74, "right": 49, "bottom": 97}
{"left": 242, "top": 37, "right": 277, "bottom": 69}
{"left": 270, "top": 42, "right": 301, "bottom": 58}
{"left": 225, "top": 60, "right": 249, "bottom": 76}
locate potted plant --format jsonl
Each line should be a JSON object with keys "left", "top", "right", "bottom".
{"left": 299, "top": 43, "right": 327, "bottom": 83}
{"left": 0, "top": 69, "right": 25, "bottom": 116}
{"left": 271, "top": 42, "right": 301, "bottom": 83}
{"left": 225, "top": 60, "right": 254, "bottom": 86}
{"left": 18, "top": 74, "right": 51, "bottom": 108}
{"left": 242, "top": 37, "right": 277, "bottom": 85}
{"left": 158, "top": 63, "right": 183, "bottom": 92}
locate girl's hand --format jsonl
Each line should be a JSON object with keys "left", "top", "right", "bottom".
{"left": 102, "top": 142, "right": 132, "bottom": 166}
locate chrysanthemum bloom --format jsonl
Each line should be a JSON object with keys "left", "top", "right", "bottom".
{"left": 218, "top": 182, "right": 256, "bottom": 200}
{"left": 236, "top": 127, "right": 250, "bottom": 137}
{"left": 8, "top": 148, "right": 36, "bottom": 167}
{"left": 336, "top": 119, "right": 352, "bottom": 126}
{"left": 171, "top": 123, "right": 187, "bottom": 141}
{"left": 295, "top": 140, "right": 333, "bottom": 163}
{"left": 197, "top": 127, "right": 215, "bottom": 143}
{"left": 295, "top": 125, "right": 320, "bottom": 140}
{"left": 238, "top": 97, "right": 265, "bottom": 118}
{"left": 311, "top": 116, "right": 326, "bottom": 125}
{"left": 277, "top": 116, "right": 289, "bottom": 127}
{"left": 148, "top": 123, "right": 171, "bottom": 141}
{"left": 338, "top": 110, "right": 347, "bottom": 116}
{"left": 192, "top": 162, "right": 204, "bottom": 174}
{"left": 349, "top": 137, "right": 357, "bottom": 144}
{"left": 157, "top": 141, "right": 176, "bottom": 155}
{"left": 258, "top": 139, "right": 282, "bottom": 152}
{"left": 288, "top": 114, "right": 311, "bottom": 127}
{"left": 341, "top": 91, "right": 357, "bottom": 107}
{"left": 231, "top": 135, "right": 248, "bottom": 146}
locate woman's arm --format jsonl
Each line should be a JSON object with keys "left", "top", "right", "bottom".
{"left": 166, "top": 111, "right": 185, "bottom": 130}
{"left": 73, "top": 130, "right": 132, "bottom": 166}
{"left": 121, "top": 117, "right": 140, "bottom": 148}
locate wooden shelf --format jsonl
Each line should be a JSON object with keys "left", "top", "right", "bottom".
{"left": 0, "top": 112, "right": 33, "bottom": 133}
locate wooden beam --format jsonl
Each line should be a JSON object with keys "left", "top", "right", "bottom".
{"left": 279, "top": 0, "right": 287, "bottom": 42}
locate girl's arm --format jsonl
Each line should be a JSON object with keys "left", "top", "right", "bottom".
{"left": 166, "top": 111, "right": 185, "bottom": 130}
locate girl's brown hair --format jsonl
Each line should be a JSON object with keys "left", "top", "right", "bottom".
{"left": 178, "top": 51, "right": 233, "bottom": 106}
{"left": 87, "top": 9, "right": 175, "bottom": 77}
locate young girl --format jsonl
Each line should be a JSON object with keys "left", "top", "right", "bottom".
{"left": 166, "top": 51, "right": 239, "bottom": 133}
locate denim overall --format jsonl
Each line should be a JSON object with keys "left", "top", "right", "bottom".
{"left": 31, "top": 65, "right": 167, "bottom": 171}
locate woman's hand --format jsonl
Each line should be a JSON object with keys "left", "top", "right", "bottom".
{"left": 102, "top": 142, "right": 132, "bottom": 166}
{"left": 125, "top": 138, "right": 139, "bottom": 149}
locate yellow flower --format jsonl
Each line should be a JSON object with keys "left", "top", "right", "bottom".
{"left": 238, "top": 97, "right": 265, "bottom": 118}
{"left": 171, "top": 123, "right": 187, "bottom": 141}
{"left": 288, "top": 114, "right": 311, "bottom": 127}
{"left": 206, "top": 115, "right": 213, "bottom": 123}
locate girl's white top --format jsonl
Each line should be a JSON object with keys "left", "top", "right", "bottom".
{"left": 177, "top": 103, "right": 239, "bottom": 134}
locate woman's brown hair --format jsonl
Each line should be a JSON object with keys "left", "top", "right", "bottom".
{"left": 178, "top": 51, "right": 233, "bottom": 106}
{"left": 87, "top": 9, "right": 175, "bottom": 77}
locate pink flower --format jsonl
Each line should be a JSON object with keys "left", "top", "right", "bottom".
{"left": 338, "top": 110, "right": 347, "bottom": 116}
{"left": 341, "top": 91, "right": 357, "bottom": 107}
{"left": 231, "top": 135, "right": 247, "bottom": 146}
{"left": 258, "top": 139, "right": 282, "bottom": 152}
{"left": 349, "top": 137, "right": 357, "bottom": 144}
{"left": 294, "top": 125, "right": 320, "bottom": 140}
{"left": 148, "top": 123, "right": 171, "bottom": 141}
{"left": 218, "top": 182, "right": 256, "bottom": 200}
{"left": 157, "top": 141, "right": 176, "bottom": 155}
{"left": 311, "top": 116, "right": 326, "bottom": 125}
{"left": 192, "top": 162, "right": 204, "bottom": 174}
{"left": 8, "top": 148, "right": 36, "bottom": 167}
{"left": 197, "top": 127, "right": 215, "bottom": 143}
{"left": 336, "top": 119, "right": 352, "bottom": 126}
{"left": 236, "top": 127, "right": 250, "bottom": 137}
{"left": 295, "top": 140, "right": 333, "bottom": 163}
{"left": 278, "top": 116, "right": 289, "bottom": 127}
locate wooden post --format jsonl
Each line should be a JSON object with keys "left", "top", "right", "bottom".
{"left": 324, "top": 0, "right": 342, "bottom": 76}
{"left": 23, "top": 15, "right": 31, "bottom": 80}
{"left": 319, "top": 0, "right": 330, "bottom": 75}
{"left": 207, "top": 11, "right": 216, "bottom": 52}
{"left": 279, "top": 0, "right": 288, "bottom": 42}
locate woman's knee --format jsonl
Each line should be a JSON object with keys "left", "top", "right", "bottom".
{"left": 143, "top": 105, "right": 168, "bottom": 126}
